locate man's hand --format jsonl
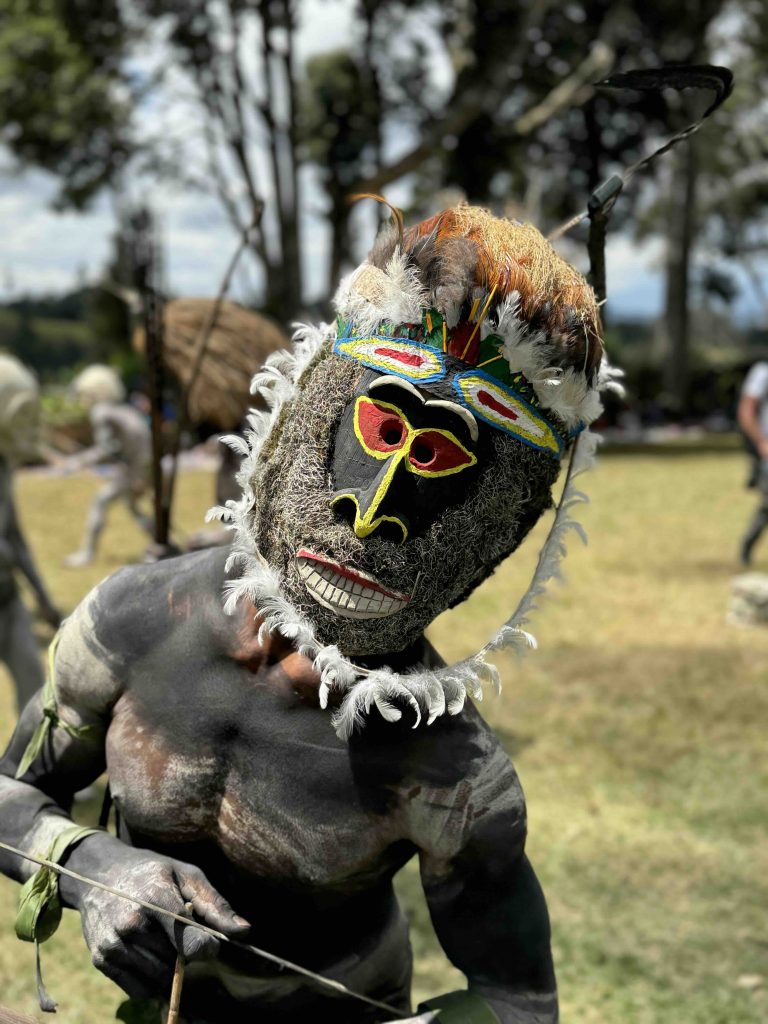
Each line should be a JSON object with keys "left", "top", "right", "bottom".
{"left": 758, "top": 437, "right": 768, "bottom": 461}
{"left": 59, "top": 836, "right": 250, "bottom": 1000}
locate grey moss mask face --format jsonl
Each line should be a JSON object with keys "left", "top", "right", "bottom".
{"left": 246, "top": 349, "right": 560, "bottom": 656}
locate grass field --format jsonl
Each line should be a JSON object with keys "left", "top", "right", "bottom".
{"left": 0, "top": 452, "right": 766, "bottom": 1022}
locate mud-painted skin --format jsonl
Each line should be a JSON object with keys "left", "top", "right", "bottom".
{"left": 0, "top": 456, "right": 61, "bottom": 710}
{"left": 0, "top": 546, "right": 556, "bottom": 1023}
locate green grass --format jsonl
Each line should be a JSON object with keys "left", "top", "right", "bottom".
{"left": 1, "top": 454, "right": 767, "bottom": 1022}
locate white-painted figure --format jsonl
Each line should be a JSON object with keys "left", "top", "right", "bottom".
{"left": 64, "top": 365, "right": 153, "bottom": 568}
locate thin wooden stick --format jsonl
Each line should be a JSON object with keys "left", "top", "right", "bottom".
{"left": 0, "top": 840, "right": 407, "bottom": 1019}
{"left": 161, "top": 213, "right": 262, "bottom": 550}
{"left": 166, "top": 902, "right": 193, "bottom": 1024}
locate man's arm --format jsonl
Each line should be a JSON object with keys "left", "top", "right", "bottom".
{"left": 64, "top": 407, "right": 123, "bottom": 472}
{"left": 4, "top": 487, "right": 60, "bottom": 626}
{"left": 738, "top": 396, "right": 768, "bottom": 457}
{"left": 406, "top": 720, "right": 557, "bottom": 1024}
{"left": 0, "top": 582, "right": 249, "bottom": 1001}
{"left": 739, "top": 365, "right": 768, "bottom": 457}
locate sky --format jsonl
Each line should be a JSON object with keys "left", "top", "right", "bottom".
{"left": 0, "top": 0, "right": 761, "bottom": 326}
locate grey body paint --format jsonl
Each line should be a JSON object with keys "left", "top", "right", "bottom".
{"left": 0, "top": 548, "right": 556, "bottom": 1023}
{"left": 0, "top": 457, "right": 58, "bottom": 710}
{"left": 66, "top": 403, "right": 153, "bottom": 565}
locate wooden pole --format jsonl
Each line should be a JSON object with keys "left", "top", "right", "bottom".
{"left": 132, "top": 208, "right": 170, "bottom": 548}
{"left": 166, "top": 956, "right": 186, "bottom": 1024}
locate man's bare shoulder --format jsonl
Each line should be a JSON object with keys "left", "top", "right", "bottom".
{"left": 54, "top": 546, "right": 230, "bottom": 710}
{"left": 84, "top": 546, "right": 230, "bottom": 656}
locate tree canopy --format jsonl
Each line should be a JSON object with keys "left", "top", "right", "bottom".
{"left": 1, "top": 0, "right": 767, "bottom": 413}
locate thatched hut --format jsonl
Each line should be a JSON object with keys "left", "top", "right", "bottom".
{"left": 134, "top": 298, "right": 288, "bottom": 430}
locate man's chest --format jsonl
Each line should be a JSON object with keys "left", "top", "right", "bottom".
{"left": 104, "top": 661, "right": 413, "bottom": 890}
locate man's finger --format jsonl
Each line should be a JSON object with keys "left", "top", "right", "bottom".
{"left": 180, "top": 922, "right": 221, "bottom": 962}
{"left": 171, "top": 898, "right": 221, "bottom": 962}
{"left": 96, "top": 944, "right": 171, "bottom": 1001}
{"left": 176, "top": 870, "right": 251, "bottom": 937}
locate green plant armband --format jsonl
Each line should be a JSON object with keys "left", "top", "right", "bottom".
{"left": 15, "top": 824, "right": 101, "bottom": 1012}
{"left": 419, "top": 990, "right": 501, "bottom": 1024}
{"left": 15, "top": 824, "right": 99, "bottom": 943}
{"left": 15, "top": 630, "right": 94, "bottom": 781}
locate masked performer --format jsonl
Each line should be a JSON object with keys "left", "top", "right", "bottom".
{"left": 0, "top": 206, "right": 613, "bottom": 1024}
{"left": 0, "top": 355, "right": 61, "bottom": 712}
{"left": 63, "top": 365, "right": 152, "bottom": 568}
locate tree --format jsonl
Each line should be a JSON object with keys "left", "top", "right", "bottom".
{"left": 299, "top": 51, "right": 380, "bottom": 294}
{"left": 0, "top": 0, "right": 133, "bottom": 207}
{"left": 4, "top": 0, "right": 763, "bottom": 421}
{"left": 0, "top": 0, "right": 619, "bottom": 317}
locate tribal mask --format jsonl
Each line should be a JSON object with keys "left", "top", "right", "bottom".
{"left": 218, "top": 205, "right": 613, "bottom": 733}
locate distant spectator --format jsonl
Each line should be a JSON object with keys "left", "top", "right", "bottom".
{"left": 737, "top": 361, "right": 768, "bottom": 565}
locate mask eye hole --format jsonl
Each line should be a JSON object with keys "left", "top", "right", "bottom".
{"left": 407, "top": 429, "right": 476, "bottom": 476}
{"left": 381, "top": 420, "right": 405, "bottom": 448}
{"left": 410, "top": 441, "right": 435, "bottom": 467}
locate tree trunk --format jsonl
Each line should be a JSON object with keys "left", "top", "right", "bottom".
{"left": 280, "top": 0, "right": 303, "bottom": 313}
{"left": 662, "top": 137, "right": 698, "bottom": 414}
{"left": 360, "top": 0, "right": 384, "bottom": 227}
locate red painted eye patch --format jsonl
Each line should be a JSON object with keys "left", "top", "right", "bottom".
{"left": 354, "top": 398, "right": 476, "bottom": 476}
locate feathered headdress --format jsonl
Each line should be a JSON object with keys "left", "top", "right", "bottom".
{"left": 211, "top": 205, "right": 623, "bottom": 737}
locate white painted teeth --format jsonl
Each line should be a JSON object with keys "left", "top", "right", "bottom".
{"left": 296, "top": 557, "right": 408, "bottom": 619}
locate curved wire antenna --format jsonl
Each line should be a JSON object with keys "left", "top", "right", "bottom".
{"left": 547, "top": 64, "right": 734, "bottom": 303}
{"left": 348, "top": 192, "right": 405, "bottom": 248}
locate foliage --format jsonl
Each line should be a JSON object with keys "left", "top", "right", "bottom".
{"left": 2, "top": 0, "right": 768, "bottom": 416}
{"left": 39, "top": 386, "right": 81, "bottom": 416}
{"left": 0, "top": 0, "right": 133, "bottom": 207}
{"left": 0, "top": 303, "right": 95, "bottom": 377}
{"left": 299, "top": 49, "right": 381, "bottom": 291}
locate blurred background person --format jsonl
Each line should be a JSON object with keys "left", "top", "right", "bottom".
{"left": 63, "top": 364, "right": 152, "bottom": 568}
{"left": 0, "top": 354, "right": 61, "bottom": 711}
{"left": 738, "top": 360, "right": 768, "bottom": 566}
